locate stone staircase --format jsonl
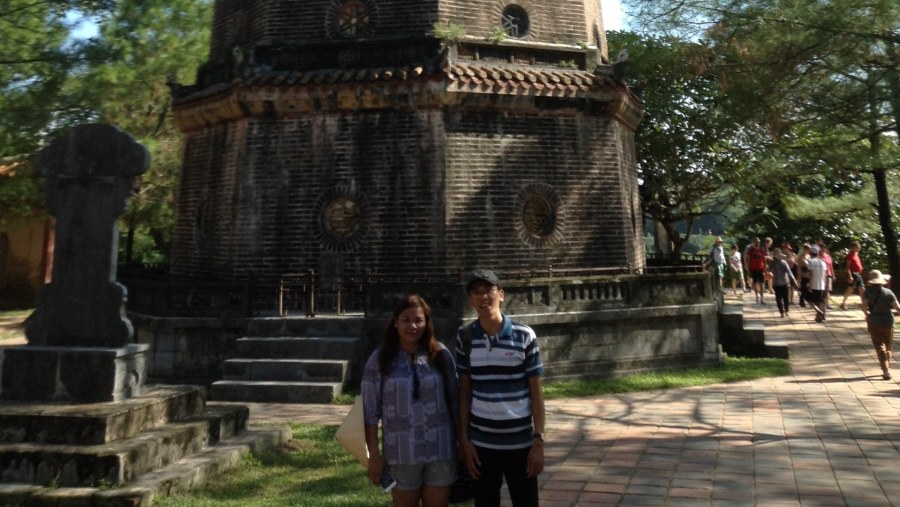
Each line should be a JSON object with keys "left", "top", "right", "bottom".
{"left": 719, "top": 303, "right": 789, "bottom": 359}
{"left": 0, "top": 385, "right": 290, "bottom": 506}
{"left": 210, "top": 317, "right": 363, "bottom": 404}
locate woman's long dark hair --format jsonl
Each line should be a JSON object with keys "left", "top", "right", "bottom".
{"left": 378, "top": 294, "right": 442, "bottom": 376}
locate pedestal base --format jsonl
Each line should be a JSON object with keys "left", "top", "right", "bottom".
{"left": 1, "top": 344, "right": 149, "bottom": 402}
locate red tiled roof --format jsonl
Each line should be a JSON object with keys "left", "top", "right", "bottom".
{"left": 241, "top": 64, "right": 433, "bottom": 88}
{"left": 445, "top": 63, "right": 608, "bottom": 93}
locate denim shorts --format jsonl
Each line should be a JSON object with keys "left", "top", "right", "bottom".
{"left": 390, "top": 459, "right": 457, "bottom": 490}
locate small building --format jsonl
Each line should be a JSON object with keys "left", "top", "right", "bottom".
{"left": 0, "top": 161, "right": 53, "bottom": 310}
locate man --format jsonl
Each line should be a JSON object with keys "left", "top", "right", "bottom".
{"left": 807, "top": 245, "right": 830, "bottom": 322}
{"left": 840, "top": 241, "right": 865, "bottom": 311}
{"left": 706, "top": 237, "right": 726, "bottom": 294}
{"left": 744, "top": 237, "right": 768, "bottom": 304}
{"left": 456, "top": 269, "right": 545, "bottom": 507}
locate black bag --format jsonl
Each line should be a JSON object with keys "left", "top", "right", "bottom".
{"left": 449, "top": 461, "right": 476, "bottom": 503}
{"left": 441, "top": 324, "right": 478, "bottom": 504}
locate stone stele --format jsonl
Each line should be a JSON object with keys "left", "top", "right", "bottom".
{"left": 2, "top": 124, "right": 151, "bottom": 402}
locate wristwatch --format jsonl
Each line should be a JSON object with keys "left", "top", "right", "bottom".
{"left": 533, "top": 432, "right": 544, "bottom": 442}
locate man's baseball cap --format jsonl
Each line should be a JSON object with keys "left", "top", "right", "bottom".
{"left": 809, "top": 245, "right": 820, "bottom": 255}
{"left": 466, "top": 269, "right": 501, "bottom": 292}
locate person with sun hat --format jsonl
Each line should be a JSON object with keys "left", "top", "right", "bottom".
{"left": 860, "top": 270, "right": 900, "bottom": 380}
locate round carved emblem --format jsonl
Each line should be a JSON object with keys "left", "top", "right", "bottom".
{"left": 337, "top": 0, "right": 372, "bottom": 38}
{"left": 315, "top": 187, "right": 369, "bottom": 253}
{"left": 522, "top": 194, "right": 555, "bottom": 237}
{"left": 516, "top": 183, "right": 563, "bottom": 248}
{"left": 323, "top": 196, "right": 361, "bottom": 241}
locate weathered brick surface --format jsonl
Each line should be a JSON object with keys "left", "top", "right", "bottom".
{"left": 438, "top": 0, "right": 590, "bottom": 44}
{"left": 209, "top": 0, "right": 606, "bottom": 66}
{"left": 172, "top": 0, "right": 642, "bottom": 283}
{"left": 171, "top": 106, "right": 644, "bottom": 280}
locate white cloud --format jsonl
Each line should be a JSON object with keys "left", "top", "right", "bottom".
{"left": 600, "top": 0, "right": 626, "bottom": 31}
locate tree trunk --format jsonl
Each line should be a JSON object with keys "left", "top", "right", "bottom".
{"left": 872, "top": 168, "right": 900, "bottom": 279}
{"left": 663, "top": 218, "right": 691, "bottom": 262}
{"left": 882, "top": 40, "right": 900, "bottom": 279}
{"left": 869, "top": 70, "right": 900, "bottom": 280}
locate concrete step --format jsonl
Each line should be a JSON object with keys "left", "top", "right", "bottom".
{"left": 0, "top": 406, "right": 247, "bottom": 488}
{"left": 223, "top": 358, "right": 348, "bottom": 383}
{"left": 0, "top": 425, "right": 291, "bottom": 507}
{"left": 235, "top": 336, "right": 358, "bottom": 360}
{"left": 210, "top": 380, "right": 342, "bottom": 404}
{"left": 195, "top": 405, "right": 249, "bottom": 444}
{"left": 742, "top": 320, "right": 766, "bottom": 346}
{"left": 0, "top": 386, "right": 205, "bottom": 446}
{"left": 0, "top": 421, "right": 208, "bottom": 487}
{"left": 765, "top": 334, "right": 790, "bottom": 359}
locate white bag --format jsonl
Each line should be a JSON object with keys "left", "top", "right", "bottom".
{"left": 335, "top": 396, "right": 369, "bottom": 467}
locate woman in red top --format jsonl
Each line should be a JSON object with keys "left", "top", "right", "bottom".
{"left": 744, "top": 237, "right": 768, "bottom": 304}
{"left": 840, "top": 241, "right": 864, "bottom": 310}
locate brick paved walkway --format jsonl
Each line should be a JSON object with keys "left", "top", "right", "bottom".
{"left": 236, "top": 293, "right": 900, "bottom": 506}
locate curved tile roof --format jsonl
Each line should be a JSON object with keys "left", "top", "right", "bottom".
{"left": 174, "top": 60, "right": 623, "bottom": 105}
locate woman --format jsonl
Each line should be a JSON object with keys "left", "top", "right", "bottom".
{"left": 782, "top": 243, "right": 797, "bottom": 305}
{"left": 769, "top": 248, "right": 797, "bottom": 317}
{"left": 728, "top": 243, "right": 747, "bottom": 296}
{"left": 860, "top": 270, "right": 900, "bottom": 380}
{"left": 728, "top": 244, "right": 747, "bottom": 296}
{"left": 361, "top": 294, "right": 459, "bottom": 507}
{"left": 796, "top": 244, "right": 811, "bottom": 307}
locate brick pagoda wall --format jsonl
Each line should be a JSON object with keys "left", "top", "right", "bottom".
{"left": 210, "top": 0, "right": 441, "bottom": 65}
{"left": 171, "top": 106, "right": 644, "bottom": 281}
{"left": 209, "top": 0, "right": 604, "bottom": 67}
{"left": 438, "top": 0, "right": 594, "bottom": 46}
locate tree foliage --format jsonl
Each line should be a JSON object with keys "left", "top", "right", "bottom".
{"left": 0, "top": 1, "right": 112, "bottom": 222}
{"left": 608, "top": 31, "right": 758, "bottom": 258}
{"left": 0, "top": 1, "right": 212, "bottom": 262}
{"left": 68, "top": 0, "right": 213, "bottom": 263}
{"left": 623, "top": 0, "right": 900, "bottom": 273}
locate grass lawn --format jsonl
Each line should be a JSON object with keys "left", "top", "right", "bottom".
{"left": 154, "top": 424, "right": 396, "bottom": 507}
{"left": 156, "top": 357, "right": 789, "bottom": 507}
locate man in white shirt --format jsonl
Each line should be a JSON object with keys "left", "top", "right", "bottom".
{"left": 806, "top": 246, "right": 830, "bottom": 322}
{"left": 706, "top": 237, "right": 727, "bottom": 295}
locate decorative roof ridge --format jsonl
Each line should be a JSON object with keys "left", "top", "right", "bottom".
{"left": 173, "top": 62, "right": 443, "bottom": 105}
{"left": 444, "top": 61, "right": 615, "bottom": 85}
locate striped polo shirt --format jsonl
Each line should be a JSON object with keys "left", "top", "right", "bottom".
{"left": 456, "top": 315, "right": 543, "bottom": 450}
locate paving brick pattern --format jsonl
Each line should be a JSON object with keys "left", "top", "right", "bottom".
{"left": 233, "top": 293, "right": 900, "bottom": 506}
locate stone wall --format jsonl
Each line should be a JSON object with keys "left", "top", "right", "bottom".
{"left": 132, "top": 271, "right": 720, "bottom": 386}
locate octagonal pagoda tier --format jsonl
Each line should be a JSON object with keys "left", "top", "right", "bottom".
{"left": 169, "top": 0, "right": 643, "bottom": 283}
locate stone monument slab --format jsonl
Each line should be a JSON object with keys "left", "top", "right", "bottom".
{"left": 1, "top": 124, "right": 151, "bottom": 403}
{"left": 25, "top": 124, "right": 149, "bottom": 348}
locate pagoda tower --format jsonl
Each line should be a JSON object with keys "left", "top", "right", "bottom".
{"left": 170, "top": 0, "right": 644, "bottom": 283}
